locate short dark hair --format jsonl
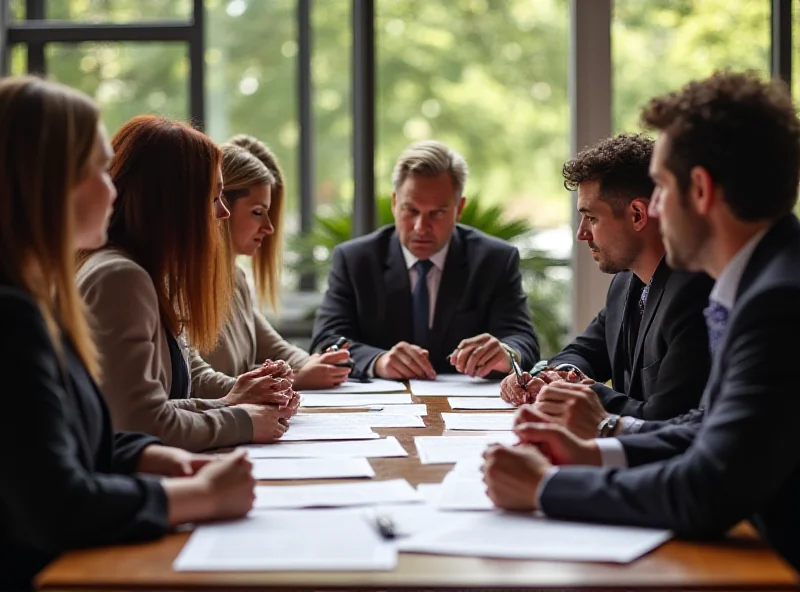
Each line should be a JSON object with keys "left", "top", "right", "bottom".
{"left": 562, "top": 133, "right": 655, "bottom": 215}
{"left": 641, "top": 70, "right": 800, "bottom": 221}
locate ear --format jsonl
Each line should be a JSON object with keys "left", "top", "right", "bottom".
{"left": 629, "top": 198, "right": 650, "bottom": 231}
{"left": 391, "top": 192, "right": 398, "bottom": 214}
{"left": 689, "top": 166, "right": 715, "bottom": 215}
{"left": 455, "top": 196, "right": 466, "bottom": 220}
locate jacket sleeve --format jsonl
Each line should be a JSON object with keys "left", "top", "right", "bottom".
{"left": 540, "top": 287, "right": 800, "bottom": 539}
{"left": 112, "top": 432, "right": 162, "bottom": 475}
{"left": 311, "top": 246, "right": 385, "bottom": 377}
{"left": 78, "top": 257, "right": 252, "bottom": 452}
{"left": 487, "top": 248, "right": 540, "bottom": 370}
{"left": 0, "top": 292, "right": 168, "bottom": 554}
{"left": 188, "top": 349, "right": 237, "bottom": 400}
{"left": 549, "top": 307, "right": 612, "bottom": 382}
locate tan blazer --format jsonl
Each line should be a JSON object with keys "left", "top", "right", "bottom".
{"left": 191, "top": 267, "right": 310, "bottom": 399}
{"left": 77, "top": 249, "right": 253, "bottom": 451}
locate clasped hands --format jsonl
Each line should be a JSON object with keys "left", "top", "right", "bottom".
{"left": 481, "top": 402, "right": 603, "bottom": 511}
{"left": 375, "top": 333, "right": 510, "bottom": 379}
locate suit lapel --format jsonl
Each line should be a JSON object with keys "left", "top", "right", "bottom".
{"left": 383, "top": 233, "right": 413, "bottom": 344}
{"left": 608, "top": 274, "right": 634, "bottom": 387}
{"left": 630, "top": 259, "right": 670, "bottom": 381}
{"left": 429, "top": 232, "right": 467, "bottom": 361}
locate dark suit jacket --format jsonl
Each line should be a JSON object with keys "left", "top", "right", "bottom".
{"left": 0, "top": 284, "right": 168, "bottom": 591}
{"left": 549, "top": 259, "right": 714, "bottom": 419}
{"left": 540, "top": 215, "right": 800, "bottom": 571}
{"left": 310, "top": 224, "right": 539, "bottom": 377}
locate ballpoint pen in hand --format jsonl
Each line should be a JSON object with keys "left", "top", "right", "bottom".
{"left": 509, "top": 350, "right": 528, "bottom": 389}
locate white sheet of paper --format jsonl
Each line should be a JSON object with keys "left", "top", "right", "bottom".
{"left": 368, "top": 504, "right": 481, "bottom": 538}
{"left": 299, "top": 378, "right": 407, "bottom": 395}
{"left": 414, "top": 434, "right": 517, "bottom": 464}
{"left": 398, "top": 512, "right": 672, "bottom": 563}
{"left": 174, "top": 509, "right": 397, "bottom": 571}
{"left": 416, "top": 483, "right": 443, "bottom": 504}
{"left": 281, "top": 422, "right": 379, "bottom": 441}
{"left": 300, "top": 393, "right": 413, "bottom": 407}
{"left": 409, "top": 375, "right": 501, "bottom": 397}
{"left": 435, "top": 471, "right": 493, "bottom": 510}
{"left": 448, "top": 397, "right": 515, "bottom": 410}
{"left": 375, "top": 403, "right": 428, "bottom": 416}
{"left": 243, "top": 436, "right": 409, "bottom": 459}
{"left": 293, "top": 413, "right": 425, "bottom": 428}
{"left": 254, "top": 479, "right": 422, "bottom": 509}
{"left": 442, "top": 412, "right": 515, "bottom": 431}
{"left": 250, "top": 458, "right": 375, "bottom": 480}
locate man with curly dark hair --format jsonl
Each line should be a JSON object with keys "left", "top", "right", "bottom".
{"left": 484, "top": 71, "right": 800, "bottom": 571}
{"left": 501, "top": 134, "right": 713, "bottom": 438}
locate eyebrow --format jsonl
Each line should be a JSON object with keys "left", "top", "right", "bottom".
{"left": 578, "top": 207, "right": 593, "bottom": 214}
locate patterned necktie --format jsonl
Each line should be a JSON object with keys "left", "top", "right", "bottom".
{"left": 412, "top": 259, "right": 434, "bottom": 347}
{"left": 703, "top": 300, "right": 730, "bottom": 355}
{"left": 639, "top": 277, "right": 653, "bottom": 316}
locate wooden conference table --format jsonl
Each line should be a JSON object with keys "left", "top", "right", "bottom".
{"left": 38, "top": 389, "right": 799, "bottom": 591}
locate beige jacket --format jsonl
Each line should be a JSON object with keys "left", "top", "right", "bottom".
{"left": 191, "top": 267, "right": 310, "bottom": 399}
{"left": 77, "top": 249, "right": 253, "bottom": 451}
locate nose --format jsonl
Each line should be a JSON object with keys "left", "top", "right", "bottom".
{"left": 413, "top": 214, "right": 430, "bottom": 234}
{"left": 214, "top": 197, "right": 230, "bottom": 220}
{"left": 262, "top": 217, "right": 275, "bottom": 235}
{"left": 576, "top": 222, "right": 591, "bottom": 242}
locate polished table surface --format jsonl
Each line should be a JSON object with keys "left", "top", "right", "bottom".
{"left": 37, "top": 393, "right": 800, "bottom": 591}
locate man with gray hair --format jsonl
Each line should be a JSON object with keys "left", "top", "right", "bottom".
{"left": 311, "top": 140, "right": 539, "bottom": 380}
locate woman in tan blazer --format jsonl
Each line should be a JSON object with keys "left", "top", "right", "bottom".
{"left": 191, "top": 136, "right": 351, "bottom": 399}
{"left": 77, "top": 116, "right": 298, "bottom": 452}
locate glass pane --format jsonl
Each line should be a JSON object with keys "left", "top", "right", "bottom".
{"left": 205, "top": 0, "right": 301, "bottom": 290}
{"left": 9, "top": 0, "right": 24, "bottom": 21}
{"left": 613, "top": 0, "right": 770, "bottom": 133}
{"left": 45, "top": 42, "right": 189, "bottom": 135}
{"left": 376, "top": 0, "right": 570, "bottom": 354}
{"left": 43, "top": 0, "right": 192, "bottom": 22}
{"left": 10, "top": 45, "right": 27, "bottom": 75}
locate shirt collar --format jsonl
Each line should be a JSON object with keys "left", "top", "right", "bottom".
{"left": 709, "top": 227, "right": 770, "bottom": 310}
{"left": 400, "top": 239, "right": 451, "bottom": 272}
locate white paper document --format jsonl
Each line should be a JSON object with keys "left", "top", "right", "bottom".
{"left": 368, "top": 504, "right": 480, "bottom": 538}
{"left": 448, "top": 397, "right": 515, "bottom": 410}
{"left": 442, "top": 412, "right": 515, "bottom": 431}
{"left": 300, "top": 393, "right": 413, "bottom": 407}
{"left": 294, "top": 413, "right": 425, "bottom": 428}
{"left": 243, "top": 436, "right": 408, "bottom": 459}
{"left": 416, "top": 483, "right": 443, "bottom": 504}
{"left": 398, "top": 512, "right": 672, "bottom": 563}
{"left": 409, "top": 375, "right": 501, "bottom": 397}
{"left": 435, "top": 471, "right": 493, "bottom": 511}
{"left": 250, "top": 457, "right": 375, "bottom": 480}
{"left": 254, "top": 479, "right": 422, "bottom": 509}
{"left": 414, "top": 434, "right": 517, "bottom": 464}
{"left": 174, "top": 509, "right": 397, "bottom": 571}
{"left": 282, "top": 422, "right": 379, "bottom": 442}
{"left": 299, "top": 378, "right": 407, "bottom": 395}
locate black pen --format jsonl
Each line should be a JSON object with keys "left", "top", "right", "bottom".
{"left": 509, "top": 352, "right": 528, "bottom": 389}
{"left": 325, "top": 336, "right": 356, "bottom": 371}
{"left": 372, "top": 514, "right": 396, "bottom": 539}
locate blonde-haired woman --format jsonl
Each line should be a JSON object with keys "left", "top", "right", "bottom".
{"left": 77, "top": 118, "right": 298, "bottom": 452}
{"left": 191, "top": 135, "right": 351, "bottom": 397}
{"left": 0, "top": 77, "right": 255, "bottom": 591}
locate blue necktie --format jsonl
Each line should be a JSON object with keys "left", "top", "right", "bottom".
{"left": 412, "top": 260, "right": 434, "bottom": 347}
{"left": 703, "top": 299, "right": 729, "bottom": 355}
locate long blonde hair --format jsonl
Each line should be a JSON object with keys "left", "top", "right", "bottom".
{"left": 223, "top": 135, "right": 285, "bottom": 310}
{"left": 79, "top": 115, "right": 232, "bottom": 353}
{"left": 0, "top": 76, "right": 100, "bottom": 375}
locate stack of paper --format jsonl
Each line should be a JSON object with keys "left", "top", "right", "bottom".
{"left": 293, "top": 413, "right": 425, "bottom": 429}
{"left": 243, "top": 436, "right": 409, "bottom": 459}
{"left": 441, "top": 412, "right": 515, "bottom": 431}
{"left": 300, "top": 393, "right": 413, "bottom": 407}
{"left": 254, "top": 479, "right": 422, "bottom": 509}
{"left": 414, "top": 434, "right": 517, "bottom": 464}
{"left": 398, "top": 512, "right": 672, "bottom": 563}
{"left": 409, "top": 375, "right": 502, "bottom": 397}
{"left": 282, "top": 422, "right": 379, "bottom": 442}
{"left": 250, "top": 458, "right": 375, "bottom": 480}
{"left": 174, "top": 509, "right": 397, "bottom": 571}
{"left": 448, "top": 397, "right": 515, "bottom": 410}
{"left": 299, "top": 378, "right": 407, "bottom": 395}
{"left": 435, "top": 470, "right": 493, "bottom": 511}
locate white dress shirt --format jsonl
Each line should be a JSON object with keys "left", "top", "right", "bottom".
{"left": 536, "top": 226, "right": 771, "bottom": 507}
{"left": 401, "top": 242, "right": 450, "bottom": 329}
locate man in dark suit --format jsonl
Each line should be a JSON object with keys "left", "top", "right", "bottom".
{"left": 482, "top": 71, "right": 800, "bottom": 571}
{"left": 311, "top": 140, "right": 539, "bottom": 380}
{"left": 500, "top": 134, "right": 713, "bottom": 437}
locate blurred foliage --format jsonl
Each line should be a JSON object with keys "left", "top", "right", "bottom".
{"left": 289, "top": 196, "right": 569, "bottom": 355}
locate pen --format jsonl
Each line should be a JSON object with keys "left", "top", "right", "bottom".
{"left": 372, "top": 514, "right": 396, "bottom": 539}
{"left": 325, "top": 336, "right": 355, "bottom": 370}
{"left": 507, "top": 348, "right": 528, "bottom": 389}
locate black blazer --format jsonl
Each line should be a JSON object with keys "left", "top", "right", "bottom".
{"left": 550, "top": 259, "right": 714, "bottom": 419}
{"left": 310, "top": 224, "right": 539, "bottom": 377}
{"left": 539, "top": 215, "right": 800, "bottom": 571}
{"left": 0, "top": 284, "right": 168, "bottom": 591}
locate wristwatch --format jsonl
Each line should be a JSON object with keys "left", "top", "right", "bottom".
{"left": 596, "top": 414, "right": 619, "bottom": 438}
